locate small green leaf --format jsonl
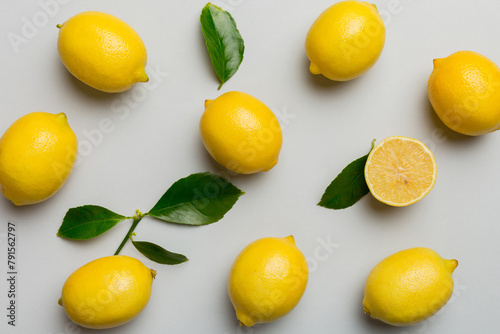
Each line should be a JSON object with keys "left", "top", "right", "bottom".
{"left": 201, "top": 3, "right": 244, "bottom": 89}
{"left": 148, "top": 172, "right": 244, "bottom": 225}
{"left": 131, "top": 239, "right": 188, "bottom": 265}
{"left": 318, "top": 140, "right": 375, "bottom": 210}
{"left": 57, "top": 205, "right": 128, "bottom": 240}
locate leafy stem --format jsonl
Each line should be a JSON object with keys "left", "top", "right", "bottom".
{"left": 114, "top": 210, "right": 146, "bottom": 255}
{"left": 57, "top": 172, "right": 244, "bottom": 265}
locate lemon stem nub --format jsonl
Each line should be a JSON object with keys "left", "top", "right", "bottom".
{"left": 432, "top": 58, "right": 444, "bottom": 67}
{"left": 309, "top": 63, "right": 321, "bottom": 75}
{"left": 204, "top": 99, "right": 214, "bottom": 109}
{"left": 136, "top": 70, "right": 149, "bottom": 83}
{"left": 445, "top": 259, "right": 459, "bottom": 273}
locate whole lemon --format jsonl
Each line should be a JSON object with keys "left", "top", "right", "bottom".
{"left": 228, "top": 236, "right": 308, "bottom": 327}
{"left": 363, "top": 247, "right": 458, "bottom": 326}
{"left": 199, "top": 91, "right": 282, "bottom": 174}
{"left": 305, "top": 1, "right": 385, "bottom": 81}
{"left": 0, "top": 112, "right": 78, "bottom": 205}
{"left": 59, "top": 255, "right": 156, "bottom": 329}
{"left": 428, "top": 51, "right": 500, "bottom": 136}
{"left": 57, "top": 11, "right": 148, "bottom": 93}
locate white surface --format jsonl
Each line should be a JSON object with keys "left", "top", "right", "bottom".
{"left": 0, "top": 0, "right": 499, "bottom": 333}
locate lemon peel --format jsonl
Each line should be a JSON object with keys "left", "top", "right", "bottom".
{"left": 59, "top": 255, "right": 155, "bottom": 329}
{"left": 305, "top": 0, "right": 385, "bottom": 81}
{"left": 200, "top": 91, "right": 282, "bottom": 174}
{"left": 57, "top": 11, "right": 148, "bottom": 93}
{"left": 428, "top": 50, "right": 500, "bottom": 135}
{"left": 0, "top": 112, "right": 77, "bottom": 205}
{"left": 363, "top": 247, "right": 458, "bottom": 326}
{"left": 228, "top": 236, "right": 308, "bottom": 327}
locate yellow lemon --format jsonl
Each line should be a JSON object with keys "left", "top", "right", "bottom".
{"left": 200, "top": 91, "right": 282, "bottom": 174}
{"left": 228, "top": 236, "right": 308, "bottom": 327}
{"left": 428, "top": 51, "right": 500, "bottom": 136}
{"left": 57, "top": 11, "right": 148, "bottom": 93}
{"left": 363, "top": 247, "right": 458, "bottom": 326}
{"left": 59, "top": 255, "right": 156, "bottom": 329}
{"left": 0, "top": 112, "right": 78, "bottom": 205}
{"left": 365, "top": 136, "right": 437, "bottom": 207}
{"left": 305, "top": 1, "right": 385, "bottom": 81}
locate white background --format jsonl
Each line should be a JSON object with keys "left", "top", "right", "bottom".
{"left": 0, "top": 0, "right": 499, "bottom": 333}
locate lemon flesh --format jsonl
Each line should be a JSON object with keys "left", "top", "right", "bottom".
{"left": 0, "top": 112, "right": 78, "bottom": 205}
{"left": 57, "top": 11, "right": 148, "bottom": 93}
{"left": 428, "top": 50, "right": 500, "bottom": 136}
{"left": 363, "top": 247, "right": 458, "bottom": 326}
{"left": 305, "top": 1, "right": 385, "bottom": 81}
{"left": 200, "top": 91, "right": 283, "bottom": 174}
{"left": 228, "top": 236, "right": 308, "bottom": 327}
{"left": 59, "top": 255, "right": 155, "bottom": 329}
{"left": 364, "top": 136, "right": 437, "bottom": 207}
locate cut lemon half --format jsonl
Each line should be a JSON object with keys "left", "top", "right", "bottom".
{"left": 364, "top": 136, "right": 437, "bottom": 207}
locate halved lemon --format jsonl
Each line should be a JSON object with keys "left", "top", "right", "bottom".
{"left": 364, "top": 136, "right": 437, "bottom": 207}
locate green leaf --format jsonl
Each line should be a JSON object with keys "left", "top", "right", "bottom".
{"left": 148, "top": 172, "right": 244, "bottom": 225}
{"left": 57, "top": 205, "right": 128, "bottom": 240}
{"left": 318, "top": 140, "right": 375, "bottom": 210}
{"left": 131, "top": 239, "right": 188, "bottom": 265}
{"left": 201, "top": 3, "right": 245, "bottom": 89}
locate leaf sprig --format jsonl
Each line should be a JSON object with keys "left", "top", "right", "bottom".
{"left": 57, "top": 172, "right": 244, "bottom": 264}
{"left": 201, "top": 3, "right": 245, "bottom": 89}
{"left": 318, "top": 140, "right": 375, "bottom": 210}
